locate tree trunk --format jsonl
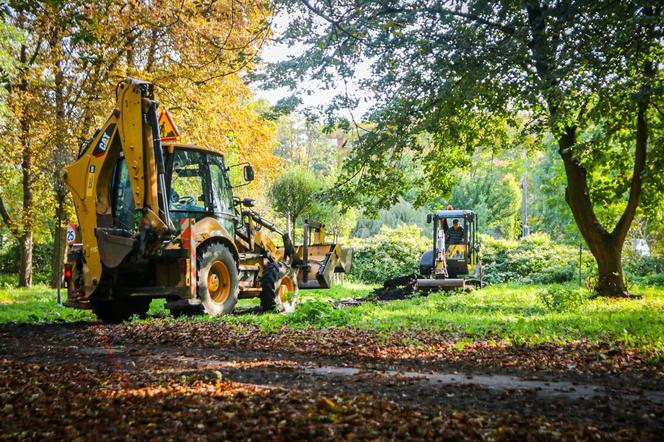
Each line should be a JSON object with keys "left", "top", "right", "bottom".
{"left": 593, "top": 238, "right": 627, "bottom": 297}
{"left": 556, "top": 104, "right": 649, "bottom": 298}
{"left": 18, "top": 94, "right": 34, "bottom": 288}
{"left": 18, "top": 231, "right": 33, "bottom": 287}
{"left": 557, "top": 127, "right": 630, "bottom": 297}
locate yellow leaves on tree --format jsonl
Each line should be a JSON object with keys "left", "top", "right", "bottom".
{"left": 88, "top": 0, "right": 281, "bottom": 183}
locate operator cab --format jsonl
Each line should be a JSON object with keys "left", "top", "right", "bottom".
{"left": 420, "top": 209, "right": 480, "bottom": 281}
{"left": 111, "top": 144, "right": 252, "bottom": 237}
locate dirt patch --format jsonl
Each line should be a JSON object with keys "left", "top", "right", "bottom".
{"left": 334, "top": 274, "right": 422, "bottom": 307}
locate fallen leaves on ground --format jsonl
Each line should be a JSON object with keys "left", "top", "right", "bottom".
{"left": 0, "top": 358, "right": 657, "bottom": 441}
{"left": 62, "top": 321, "right": 664, "bottom": 378}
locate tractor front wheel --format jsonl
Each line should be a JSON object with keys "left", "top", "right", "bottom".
{"left": 197, "top": 242, "right": 239, "bottom": 316}
{"left": 260, "top": 262, "right": 299, "bottom": 312}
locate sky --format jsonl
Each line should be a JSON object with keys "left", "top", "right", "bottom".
{"left": 252, "top": 12, "right": 373, "bottom": 119}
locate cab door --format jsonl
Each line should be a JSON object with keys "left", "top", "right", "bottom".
{"left": 205, "top": 152, "right": 236, "bottom": 236}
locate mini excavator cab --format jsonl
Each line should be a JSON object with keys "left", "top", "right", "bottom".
{"left": 417, "top": 209, "right": 482, "bottom": 290}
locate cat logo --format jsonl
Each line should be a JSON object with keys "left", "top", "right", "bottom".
{"left": 92, "top": 123, "right": 116, "bottom": 157}
{"left": 158, "top": 110, "right": 180, "bottom": 142}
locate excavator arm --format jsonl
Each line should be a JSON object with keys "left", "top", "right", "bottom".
{"left": 63, "top": 78, "right": 172, "bottom": 297}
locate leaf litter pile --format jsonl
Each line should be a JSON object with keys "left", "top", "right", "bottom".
{"left": 2, "top": 321, "right": 663, "bottom": 440}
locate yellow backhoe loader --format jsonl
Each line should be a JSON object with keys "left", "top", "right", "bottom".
{"left": 62, "top": 78, "right": 351, "bottom": 322}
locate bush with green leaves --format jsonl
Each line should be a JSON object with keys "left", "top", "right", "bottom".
{"left": 348, "top": 224, "right": 430, "bottom": 284}
{"left": 480, "top": 233, "right": 595, "bottom": 285}
{"left": 480, "top": 233, "right": 663, "bottom": 286}
{"left": 623, "top": 252, "right": 664, "bottom": 285}
{"left": 0, "top": 242, "right": 53, "bottom": 275}
{"left": 537, "top": 286, "right": 589, "bottom": 312}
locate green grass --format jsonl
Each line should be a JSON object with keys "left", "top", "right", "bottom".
{"left": 0, "top": 285, "right": 93, "bottom": 323}
{"left": 2, "top": 281, "right": 663, "bottom": 349}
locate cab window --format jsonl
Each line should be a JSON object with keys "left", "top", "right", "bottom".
{"left": 169, "top": 149, "right": 210, "bottom": 214}
{"left": 208, "top": 154, "right": 233, "bottom": 214}
{"left": 112, "top": 158, "right": 137, "bottom": 230}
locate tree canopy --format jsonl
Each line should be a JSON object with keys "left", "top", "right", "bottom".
{"left": 265, "top": 0, "right": 664, "bottom": 296}
{"left": 0, "top": 0, "right": 277, "bottom": 286}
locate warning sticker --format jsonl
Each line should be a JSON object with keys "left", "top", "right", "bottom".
{"left": 158, "top": 110, "right": 180, "bottom": 142}
{"left": 66, "top": 224, "right": 77, "bottom": 245}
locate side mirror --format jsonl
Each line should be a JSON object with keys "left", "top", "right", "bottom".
{"left": 426, "top": 214, "right": 433, "bottom": 224}
{"left": 243, "top": 164, "right": 255, "bottom": 182}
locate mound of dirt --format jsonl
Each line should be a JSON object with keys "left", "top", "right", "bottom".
{"left": 372, "top": 274, "right": 421, "bottom": 301}
{"left": 333, "top": 274, "right": 421, "bottom": 308}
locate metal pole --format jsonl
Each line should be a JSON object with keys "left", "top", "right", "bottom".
{"left": 521, "top": 175, "right": 529, "bottom": 238}
{"left": 578, "top": 240, "right": 582, "bottom": 287}
{"left": 55, "top": 198, "right": 63, "bottom": 305}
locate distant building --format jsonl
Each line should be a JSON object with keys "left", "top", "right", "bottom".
{"left": 632, "top": 239, "right": 650, "bottom": 256}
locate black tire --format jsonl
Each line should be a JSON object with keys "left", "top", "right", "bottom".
{"left": 197, "top": 242, "right": 239, "bottom": 316}
{"left": 260, "top": 262, "right": 299, "bottom": 312}
{"left": 90, "top": 297, "right": 151, "bottom": 323}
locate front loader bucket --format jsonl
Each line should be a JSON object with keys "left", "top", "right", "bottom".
{"left": 297, "top": 243, "right": 345, "bottom": 289}
{"left": 336, "top": 246, "right": 352, "bottom": 273}
{"left": 416, "top": 278, "right": 465, "bottom": 290}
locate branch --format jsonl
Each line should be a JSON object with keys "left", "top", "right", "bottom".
{"left": 424, "top": 3, "right": 516, "bottom": 36}
{"left": 299, "top": 0, "right": 368, "bottom": 45}
{"left": 611, "top": 96, "right": 649, "bottom": 242}
{"left": 0, "top": 193, "right": 20, "bottom": 238}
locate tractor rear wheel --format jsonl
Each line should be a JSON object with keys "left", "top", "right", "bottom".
{"left": 260, "top": 262, "right": 299, "bottom": 312}
{"left": 197, "top": 242, "right": 239, "bottom": 316}
{"left": 90, "top": 297, "right": 151, "bottom": 323}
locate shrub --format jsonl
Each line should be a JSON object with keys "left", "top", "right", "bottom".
{"left": 480, "top": 233, "right": 595, "bottom": 285}
{"left": 348, "top": 225, "right": 430, "bottom": 284}
{"left": 537, "top": 286, "right": 589, "bottom": 312}
{"left": 0, "top": 241, "right": 53, "bottom": 275}
{"left": 283, "top": 300, "right": 351, "bottom": 327}
{"left": 623, "top": 252, "right": 664, "bottom": 283}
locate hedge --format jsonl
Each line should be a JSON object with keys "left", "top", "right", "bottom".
{"left": 348, "top": 227, "right": 662, "bottom": 286}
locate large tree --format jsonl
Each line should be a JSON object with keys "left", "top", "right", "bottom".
{"left": 0, "top": 0, "right": 276, "bottom": 287}
{"left": 265, "top": 0, "right": 663, "bottom": 296}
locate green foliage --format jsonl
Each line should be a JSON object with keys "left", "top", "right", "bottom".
{"left": 537, "top": 286, "right": 589, "bottom": 312}
{"left": 480, "top": 233, "right": 595, "bottom": 285}
{"left": 348, "top": 225, "right": 429, "bottom": 284}
{"left": 281, "top": 300, "right": 351, "bottom": 328}
{"left": 273, "top": 115, "right": 343, "bottom": 175}
{"left": 480, "top": 233, "right": 663, "bottom": 286}
{"left": 267, "top": 166, "right": 320, "bottom": 224}
{"left": 352, "top": 200, "right": 429, "bottom": 238}
{"left": 623, "top": 252, "right": 664, "bottom": 285}
{"left": 529, "top": 141, "right": 579, "bottom": 242}
{"left": 0, "top": 242, "right": 53, "bottom": 275}
{"left": 450, "top": 165, "right": 521, "bottom": 240}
